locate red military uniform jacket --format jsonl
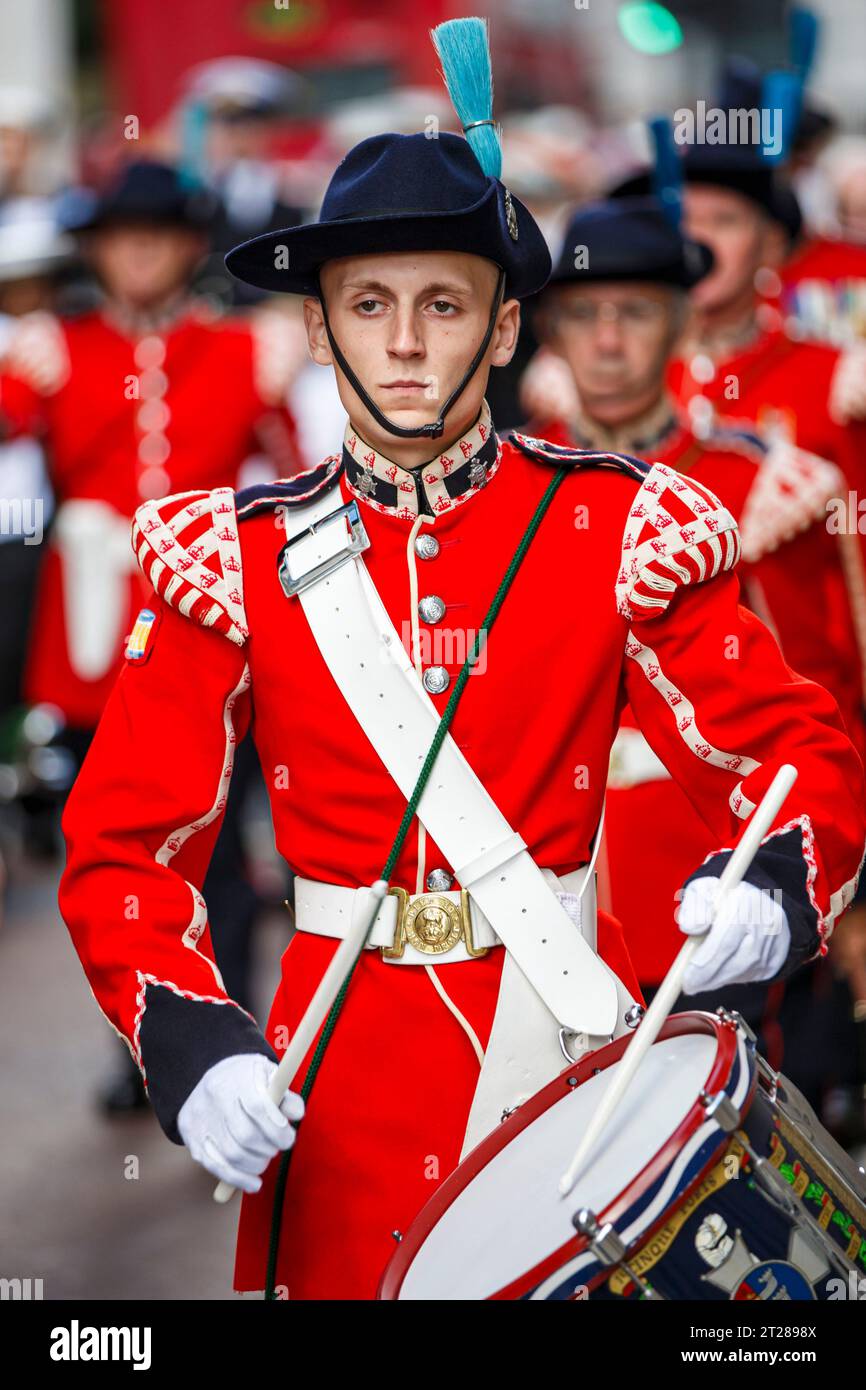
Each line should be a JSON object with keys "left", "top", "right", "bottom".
{"left": 669, "top": 325, "right": 866, "bottom": 557}
{"left": 58, "top": 404, "right": 866, "bottom": 1298}
{"left": 534, "top": 409, "right": 866, "bottom": 984}
{"left": 773, "top": 235, "right": 866, "bottom": 346}
{"left": 0, "top": 303, "right": 302, "bottom": 727}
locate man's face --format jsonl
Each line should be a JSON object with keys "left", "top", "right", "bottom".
{"left": 304, "top": 250, "right": 520, "bottom": 454}
{"left": 85, "top": 223, "right": 205, "bottom": 307}
{"left": 838, "top": 166, "right": 866, "bottom": 244}
{"left": 209, "top": 114, "right": 271, "bottom": 168}
{"left": 543, "top": 281, "right": 680, "bottom": 425}
{"left": 683, "top": 185, "right": 769, "bottom": 312}
{"left": 0, "top": 275, "right": 55, "bottom": 317}
{"left": 0, "top": 125, "right": 33, "bottom": 191}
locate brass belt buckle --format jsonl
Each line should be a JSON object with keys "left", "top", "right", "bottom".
{"left": 381, "top": 886, "right": 490, "bottom": 960}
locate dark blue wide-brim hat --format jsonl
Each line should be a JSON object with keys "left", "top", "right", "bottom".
{"left": 681, "top": 147, "right": 802, "bottom": 242}
{"left": 61, "top": 160, "right": 218, "bottom": 234}
{"left": 717, "top": 55, "right": 834, "bottom": 154}
{"left": 546, "top": 197, "right": 714, "bottom": 290}
{"left": 610, "top": 146, "right": 798, "bottom": 234}
{"left": 225, "top": 130, "right": 551, "bottom": 300}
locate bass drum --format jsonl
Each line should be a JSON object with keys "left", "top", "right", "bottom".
{"left": 378, "top": 1010, "right": 866, "bottom": 1300}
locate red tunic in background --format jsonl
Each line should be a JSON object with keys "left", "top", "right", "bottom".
{"left": 533, "top": 413, "right": 866, "bottom": 984}
{"left": 774, "top": 235, "right": 866, "bottom": 345}
{"left": 669, "top": 326, "right": 866, "bottom": 567}
{"left": 0, "top": 305, "right": 302, "bottom": 727}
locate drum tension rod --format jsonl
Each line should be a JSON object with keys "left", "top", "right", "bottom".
{"left": 571, "top": 1209, "right": 662, "bottom": 1301}
{"left": 572, "top": 1208, "right": 626, "bottom": 1265}
{"left": 717, "top": 1007, "right": 782, "bottom": 1101}
{"left": 715, "top": 1005, "right": 757, "bottom": 1046}
{"left": 751, "top": 1151, "right": 810, "bottom": 1221}
{"left": 756, "top": 1050, "right": 781, "bottom": 1101}
{"left": 748, "top": 1151, "right": 857, "bottom": 1282}
{"left": 699, "top": 1089, "right": 741, "bottom": 1132}
{"left": 722, "top": 1127, "right": 805, "bottom": 1228}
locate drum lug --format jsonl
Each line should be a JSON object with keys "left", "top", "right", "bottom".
{"left": 715, "top": 1005, "right": 757, "bottom": 1047}
{"left": 750, "top": 1152, "right": 804, "bottom": 1218}
{"left": 731, "top": 1127, "right": 799, "bottom": 1218}
{"left": 744, "top": 1136, "right": 857, "bottom": 1277}
{"left": 571, "top": 1209, "right": 664, "bottom": 1300}
{"left": 699, "top": 1088, "right": 741, "bottom": 1132}
{"left": 572, "top": 1208, "right": 627, "bottom": 1265}
{"left": 756, "top": 1051, "right": 780, "bottom": 1102}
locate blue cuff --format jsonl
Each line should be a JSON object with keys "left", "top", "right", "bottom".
{"left": 138, "top": 984, "right": 277, "bottom": 1144}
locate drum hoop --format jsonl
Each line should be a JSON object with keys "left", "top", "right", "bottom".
{"left": 377, "top": 1010, "right": 746, "bottom": 1302}
{"left": 495, "top": 1045, "right": 756, "bottom": 1299}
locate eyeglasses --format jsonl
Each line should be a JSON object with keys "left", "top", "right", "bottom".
{"left": 553, "top": 299, "right": 668, "bottom": 329}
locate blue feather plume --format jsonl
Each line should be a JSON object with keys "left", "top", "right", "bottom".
{"left": 179, "top": 98, "right": 210, "bottom": 189}
{"left": 431, "top": 17, "right": 502, "bottom": 179}
{"left": 649, "top": 116, "right": 683, "bottom": 230}
{"left": 761, "top": 69, "right": 802, "bottom": 163}
{"left": 789, "top": 6, "right": 820, "bottom": 81}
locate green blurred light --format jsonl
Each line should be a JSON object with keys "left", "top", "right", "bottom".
{"left": 618, "top": 2, "right": 683, "bottom": 56}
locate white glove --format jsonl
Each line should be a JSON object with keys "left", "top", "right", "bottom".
{"left": 177, "top": 1053, "right": 304, "bottom": 1194}
{"left": 677, "top": 876, "right": 790, "bottom": 995}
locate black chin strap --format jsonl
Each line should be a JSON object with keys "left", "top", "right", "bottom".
{"left": 316, "top": 267, "right": 506, "bottom": 440}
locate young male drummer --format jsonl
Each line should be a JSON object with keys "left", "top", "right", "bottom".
{"left": 59, "top": 28, "right": 866, "bottom": 1299}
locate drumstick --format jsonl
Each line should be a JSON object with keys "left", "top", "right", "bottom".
{"left": 558, "top": 764, "right": 798, "bottom": 1199}
{"left": 213, "top": 878, "right": 389, "bottom": 1204}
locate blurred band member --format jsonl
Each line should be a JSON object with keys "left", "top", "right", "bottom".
{"left": 0, "top": 211, "right": 68, "bottom": 716}
{"left": 525, "top": 198, "right": 866, "bottom": 1125}
{"left": 0, "top": 159, "right": 303, "bottom": 743}
{"left": 180, "top": 57, "right": 306, "bottom": 307}
{"left": 663, "top": 149, "right": 866, "bottom": 507}
{"left": 780, "top": 139, "right": 866, "bottom": 345}
{"left": 0, "top": 159, "right": 304, "bottom": 1107}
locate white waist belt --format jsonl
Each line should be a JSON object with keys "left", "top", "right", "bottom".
{"left": 53, "top": 499, "right": 139, "bottom": 681}
{"left": 293, "top": 866, "right": 594, "bottom": 966}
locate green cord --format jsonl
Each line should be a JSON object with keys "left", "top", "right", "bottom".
{"left": 264, "top": 465, "right": 568, "bottom": 1298}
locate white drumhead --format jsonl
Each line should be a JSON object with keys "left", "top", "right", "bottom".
{"left": 399, "top": 1031, "right": 717, "bottom": 1300}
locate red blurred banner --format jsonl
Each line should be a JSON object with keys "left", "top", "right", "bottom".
{"left": 103, "top": 0, "right": 458, "bottom": 128}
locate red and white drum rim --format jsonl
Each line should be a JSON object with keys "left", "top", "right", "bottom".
{"left": 378, "top": 1010, "right": 750, "bottom": 1301}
